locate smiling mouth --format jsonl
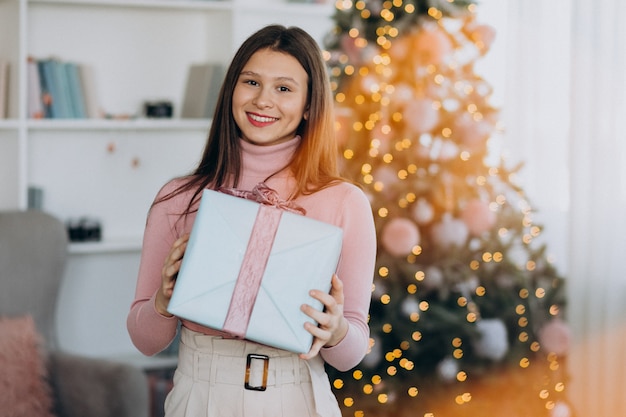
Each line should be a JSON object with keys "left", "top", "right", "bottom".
{"left": 248, "top": 113, "right": 278, "bottom": 125}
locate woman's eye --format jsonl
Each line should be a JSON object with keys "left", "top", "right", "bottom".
{"left": 278, "top": 86, "right": 291, "bottom": 92}
{"left": 244, "top": 79, "right": 258, "bottom": 86}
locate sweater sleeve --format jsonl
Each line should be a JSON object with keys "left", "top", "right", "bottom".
{"left": 126, "top": 182, "right": 187, "bottom": 356}
{"left": 319, "top": 185, "right": 377, "bottom": 371}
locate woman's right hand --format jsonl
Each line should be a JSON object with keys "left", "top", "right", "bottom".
{"left": 155, "top": 234, "right": 190, "bottom": 317}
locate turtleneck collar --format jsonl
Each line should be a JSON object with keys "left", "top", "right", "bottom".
{"left": 239, "top": 136, "right": 301, "bottom": 185}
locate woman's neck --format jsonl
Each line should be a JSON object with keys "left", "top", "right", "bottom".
{"left": 238, "top": 136, "right": 300, "bottom": 190}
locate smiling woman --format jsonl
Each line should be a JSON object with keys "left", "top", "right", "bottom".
{"left": 127, "top": 24, "right": 377, "bottom": 417}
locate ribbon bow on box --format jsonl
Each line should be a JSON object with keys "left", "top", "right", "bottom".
{"left": 219, "top": 183, "right": 306, "bottom": 215}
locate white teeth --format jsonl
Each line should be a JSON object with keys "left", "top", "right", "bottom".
{"left": 249, "top": 114, "right": 277, "bottom": 123}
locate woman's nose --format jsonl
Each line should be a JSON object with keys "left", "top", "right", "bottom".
{"left": 252, "top": 87, "right": 273, "bottom": 108}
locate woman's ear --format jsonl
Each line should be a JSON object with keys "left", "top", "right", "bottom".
{"left": 303, "top": 107, "right": 310, "bottom": 120}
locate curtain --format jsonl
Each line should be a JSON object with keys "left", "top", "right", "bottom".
{"left": 567, "top": 0, "right": 626, "bottom": 415}
{"left": 479, "top": 0, "right": 626, "bottom": 415}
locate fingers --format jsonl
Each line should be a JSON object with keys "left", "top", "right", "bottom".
{"left": 329, "top": 274, "right": 345, "bottom": 305}
{"left": 300, "top": 274, "right": 348, "bottom": 358}
{"left": 306, "top": 274, "right": 343, "bottom": 317}
{"left": 162, "top": 234, "right": 189, "bottom": 284}
{"left": 156, "top": 234, "right": 189, "bottom": 316}
{"left": 300, "top": 336, "right": 326, "bottom": 360}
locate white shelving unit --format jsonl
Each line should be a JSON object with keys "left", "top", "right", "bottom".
{"left": 1, "top": 0, "right": 335, "bottom": 250}
{"left": 0, "top": 0, "right": 335, "bottom": 360}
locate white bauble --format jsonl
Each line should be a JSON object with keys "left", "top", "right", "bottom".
{"left": 401, "top": 297, "right": 420, "bottom": 317}
{"left": 431, "top": 213, "right": 469, "bottom": 249}
{"left": 551, "top": 401, "right": 572, "bottom": 417}
{"left": 361, "top": 337, "right": 382, "bottom": 368}
{"left": 422, "top": 265, "right": 445, "bottom": 291}
{"left": 436, "top": 356, "right": 459, "bottom": 382}
{"left": 473, "top": 318, "right": 509, "bottom": 361}
{"left": 412, "top": 198, "right": 435, "bottom": 225}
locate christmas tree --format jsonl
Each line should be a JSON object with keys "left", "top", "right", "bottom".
{"left": 323, "top": 1, "right": 571, "bottom": 416}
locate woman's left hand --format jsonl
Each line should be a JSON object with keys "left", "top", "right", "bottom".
{"left": 300, "top": 274, "right": 349, "bottom": 360}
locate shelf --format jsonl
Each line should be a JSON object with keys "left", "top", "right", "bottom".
{"left": 27, "top": 118, "right": 211, "bottom": 131}
{"left": 0, "top": 120, "right": 21, "bottom": 130}
{"left": 24, "top": 0, "right": 335, "bottom": 18}
{"left": 28, "top": 0, "right": 233, "bottom": 11}
{"left": 68, "top": 237, "right": 142, "bottom": 254}
{"left": 234, "top": 1, "right": 335, "bottom": 15}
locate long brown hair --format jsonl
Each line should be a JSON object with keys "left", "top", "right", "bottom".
{"left": 155, "top": 25, "right": 343, "bottom": 214}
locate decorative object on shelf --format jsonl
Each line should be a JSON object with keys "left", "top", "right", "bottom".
{"left": 323, "top": 1, "right": 571, "bottom": 416}
{"left": 0, "top": 58, "right": 10, "bottom": 119}
{"left": 180, "top": 63, "right": 225, "bottom": 119}
{"left": 144, "top": 100, "right": 173, "bottom": 118}
{"left": 27, "top": 186, "right": 44, "bottom": 210}
{"left": 66, "top": 217, "right": 102, "bottom": 242}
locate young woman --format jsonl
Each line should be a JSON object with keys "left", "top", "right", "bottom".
{"left": 127, "top": 25, "right": 376, "bottom": 417}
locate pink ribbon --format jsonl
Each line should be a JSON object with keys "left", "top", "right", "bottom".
{"left": 219, "top": 183, "right": 306, "bottom": 215}
{"left": 219, "top": 183, "right": 304, "bottom": 338}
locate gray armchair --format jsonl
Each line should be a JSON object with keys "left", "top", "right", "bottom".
{"left": 0, "top": 210, "right": 149, "bottom": 417}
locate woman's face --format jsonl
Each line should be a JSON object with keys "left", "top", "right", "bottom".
{"left": 232, "top": 48, "right": 309, "bottom": 146}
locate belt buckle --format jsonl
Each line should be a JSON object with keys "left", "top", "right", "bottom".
{"left": 245, "top": 354, "right": 269, "bottom": 391}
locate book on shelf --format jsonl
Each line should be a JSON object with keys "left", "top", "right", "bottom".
{"left": 0, "top": 59, "right": 9, "bottom": 119}
{"left": 64, "top": 62, "right": 87, "bottom": 119}
{"left": 181, "top": 63, "right": 225, "bottom": 119}
{"left": 27, "top": 57, "right": 44, "bottom": 119}
{"left": 30, "top": 56, "right": 99, "bottom": 119}
{"left": 78, "top": 64, "right": 101, "bottom": 119}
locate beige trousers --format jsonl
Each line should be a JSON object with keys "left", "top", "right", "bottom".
{"left": 164, "top": 328, "right": 342, "bottom": 417}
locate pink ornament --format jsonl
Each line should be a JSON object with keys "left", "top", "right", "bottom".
{"left": 370, "top": 119, "right": 393, "bottom": 144}
{"left": 388, "top": 35, "right": 411, "bottom": 61}
{"left": 538, "top": 318, "right": 571, "bottom": 356}
{"left": 413, "top": 23, "right": 454, "bottom": 65}
{"left": 453, "top": 113, "right": 493, "bottom": 149}
{"left": 404, "top": 98, "right": 440, "bottom": 134}
{"left": 431, "top": 213, "right": 469, "bottom": 249}
{"left": 373, "top": 166, "right": 397, "bottom": 196}
{"left": 381, "top": 218, "right": 421, "bottom": 257}
{"left": 461, "top": 199, "right": 497, "bottom": 236}
{"left": 470, "top": 24, "right": 497, "bottom": 53}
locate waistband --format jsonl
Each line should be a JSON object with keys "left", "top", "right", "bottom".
{"left": 178, "top": 327, "right": 310, "bottom": 388}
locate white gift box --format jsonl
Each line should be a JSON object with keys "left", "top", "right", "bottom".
{"left": 167, "top": 187, "right": 343, "bottom": 353}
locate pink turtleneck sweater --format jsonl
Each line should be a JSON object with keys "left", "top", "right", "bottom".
{"left": 127, "top": 137, "right": 376, "bottom": 371}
